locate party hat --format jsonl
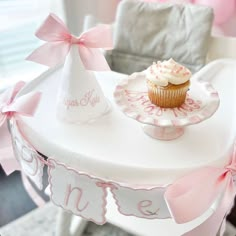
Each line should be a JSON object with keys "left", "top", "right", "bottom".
{"left": 56, "top": 45, "right": 110, "bottom": 123}
{"left": 26, "top": 14, "right": 113, "bottom": 123}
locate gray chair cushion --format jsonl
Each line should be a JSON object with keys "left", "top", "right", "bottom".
{"left": 106, "top": 0, "right": 213, "bottom": 74}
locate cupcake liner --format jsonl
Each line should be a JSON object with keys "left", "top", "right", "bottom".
{"left": 147, "top": 81, "right": 190, "bottom": 108}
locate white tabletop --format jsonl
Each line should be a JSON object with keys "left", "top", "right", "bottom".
{"left": 18, "top": 59, "right": 236, "bottom": 185}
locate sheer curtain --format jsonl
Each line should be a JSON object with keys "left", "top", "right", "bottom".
{"left": 0, "top": 0, "right": 64, "bottom": 91}
{"left": 62, "top": 0, "right": 120, "bottom": 34}
{"left": 0, "top": 0, "right": 120, "bottom": 91}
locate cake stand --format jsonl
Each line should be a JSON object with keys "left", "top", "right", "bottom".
{"left": 114, "top": 72, "right": 220, "bottom": 140}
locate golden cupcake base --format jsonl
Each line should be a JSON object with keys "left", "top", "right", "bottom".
{"left": 147, "top": 81, "right": 190, "bottom": 108}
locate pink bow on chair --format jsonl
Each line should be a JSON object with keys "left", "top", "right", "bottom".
{"left": 27, "top": 13, "right": 113, "bottom": 70}
{"left": 165, "top": 142, "right": 236, "bottom": 236}
{"left": 0, "top": 81, "right": 41, "bottom": 175}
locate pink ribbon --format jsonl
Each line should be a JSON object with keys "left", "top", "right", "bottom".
{"left": 165, "top": 142, "right": 236, "bottom": 236}
{"left": 26, "top": 13, "right": 113, "bottom": 71}
{"left": 21, "top": 172, "right": 46, "bottom": 207}
{"left": 0, "top": 122, "right": 21, "bottom": 175}
{"left": 0, "top": 81, "right": 41, "bottom": 175}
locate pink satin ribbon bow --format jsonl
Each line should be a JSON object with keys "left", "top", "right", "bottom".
{"left": 165, "top": 143, "right": 236, "bottom": 236}
{"left": 0, "top": 81, "right": 41, "bottom": 175}
{"left": 26, "top": 13, "right": 113, "bottom": 70}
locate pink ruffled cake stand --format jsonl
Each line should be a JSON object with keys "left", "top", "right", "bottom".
{"left": 114, "top": 72, "right": 220, "bottom": 140}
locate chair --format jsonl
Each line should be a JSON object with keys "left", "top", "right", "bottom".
{"left": 103, "top": 0, "right": 214, "bottom": 75}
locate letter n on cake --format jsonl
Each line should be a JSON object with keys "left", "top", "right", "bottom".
{"left": 48, "top": 159, "right": 107, "bottom": 224}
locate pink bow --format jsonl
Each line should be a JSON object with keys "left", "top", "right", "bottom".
{"left": 165, "top": 142, "right": 236, "bottom": 236}
{"left": 0, "top": 81, "right": 41, "bottom": 174}
{"left": 26, "top": 13, "right": 113, "bottom": 71}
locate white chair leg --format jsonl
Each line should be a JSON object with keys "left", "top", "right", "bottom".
{"left": 70, "top": 215, "right": 88, "bottom": 236}
{"left": 55, "top": 208, "right": 88, "bottom": 236}
{"left": 55, "top": 209, "right": 73, "bottom": 236}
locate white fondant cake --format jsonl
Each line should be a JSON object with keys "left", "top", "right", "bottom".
{"left": 16, "top": 59, "right": 235, "bottom": 185}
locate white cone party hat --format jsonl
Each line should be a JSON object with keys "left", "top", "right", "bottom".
{"left": 56, "top": 45, "right": 110, "bottom": 123}
{"left": 26, "top": 14, "right": 113, "bottom": 124}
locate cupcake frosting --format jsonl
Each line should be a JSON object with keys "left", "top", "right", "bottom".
{"left": 146, "top": 58, "right": 191, "bottom": 86}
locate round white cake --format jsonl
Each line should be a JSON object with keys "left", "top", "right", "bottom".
{"left": 15, "top": 59, "right": 235, "bottom": 186}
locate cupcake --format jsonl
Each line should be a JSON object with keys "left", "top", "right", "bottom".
{"left": 146, "top": 58, "right": 191, "bottom": 108}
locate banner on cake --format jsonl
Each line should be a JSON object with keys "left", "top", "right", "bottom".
{"left": 46, "top": 158, "right": 174, "bottom": 224}
{"left": 48, "top": 159, "right": 107, "bottom": 225}
{"left": 4, "top": 118, "right": 236, "bottom": 236}
{"left": 11, "top": 120, "right": 44, "bottom": 190}
{"left": 9, "top": 120, "right": 173, "bottom": 223}
{"left": 111, "top": 183, "right": 170, "bottom": 219}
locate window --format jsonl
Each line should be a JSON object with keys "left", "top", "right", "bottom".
{"left": 0, "top": 0, "right": 59, "bottom": 91}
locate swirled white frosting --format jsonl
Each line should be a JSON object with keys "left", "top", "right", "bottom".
{"left": 146, "top": 58, "right": 191, "bottom": 86}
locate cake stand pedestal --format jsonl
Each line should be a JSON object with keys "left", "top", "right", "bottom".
{"left": 114, "top": 72, "right": 220, "bottom": 140}
{"left": 142, "top": 125, "right": 185, "bottom": 140}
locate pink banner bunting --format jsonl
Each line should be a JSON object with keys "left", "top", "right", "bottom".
{"left": 11, "top": 120, "right": 44, "bottom": 190}
{"left": 111, "top": 183, "right": 170, "bottom": 219}
{"left": 48, "top": 159, "right": 107, "bottom": 225}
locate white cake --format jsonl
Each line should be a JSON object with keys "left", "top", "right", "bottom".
{"left": 15, "top": 59, "right": 235, "bottom": 186}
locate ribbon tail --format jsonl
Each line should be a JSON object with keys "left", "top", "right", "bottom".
{"left": 9, "top": 81, "right": 26, "bottom": 102}
{"left": 81, "top": 24, "right": 113, "bottom": 49}
{"left": 0, "top": 81, "right": 25, "bottom": 107}
{"left": 79, "top": 46, "right": 111, "bottom": 71}
{"left": 26, "top": 42, "right": 70, "bottom": 67}
{"left": 1, "top": 152, "right": 21, "bottom": 175}
{"left": 0, "top": 122, "right": 21, "bottom": 175}
{"left": 219, "top": 217, "right": 227, "bottom": 236}
{"left": 21, "top": 172, "right": 46, "bottom": 207}
{"left": 183, "top": 177, "right": 236, "bottom": 236}
{"left": 165, "top": 167, "right": 225, "bottom": 224}
{"left": 4, "top": 92, "right": 42, "bottom": 117}
{"left": 0, "top": 114, "right": 6, "bottom": 127}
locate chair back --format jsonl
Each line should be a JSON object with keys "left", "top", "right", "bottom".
{"left": 106, "top": 0, "right": 214, "bottom": 74}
